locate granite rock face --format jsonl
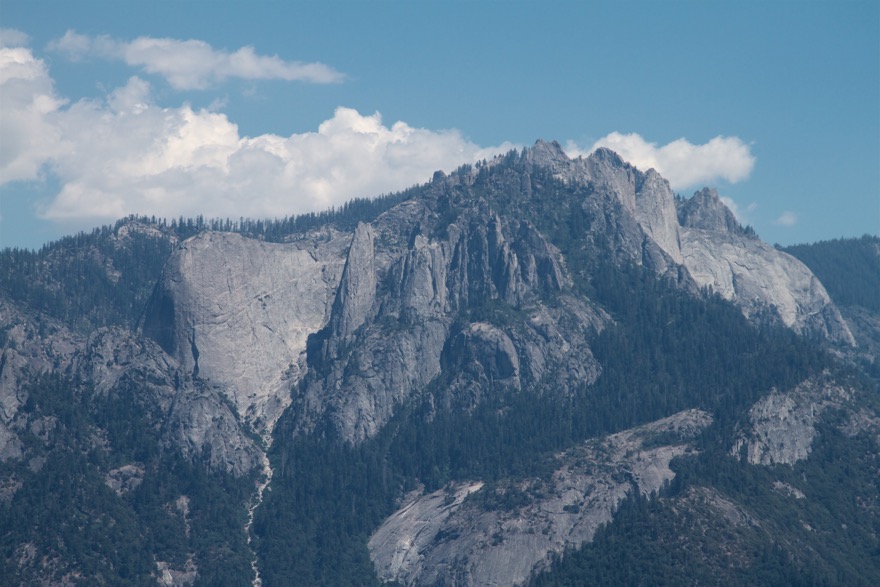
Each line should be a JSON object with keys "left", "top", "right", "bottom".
{"left": 75, "top": 327, "right": 264, "bottom": 476}
{"left": 142, "top": 230, "right": 349, "bottom": 437}
{"left": 678, "top": 187, "right": 744, "bottom": 235}
{"left": 731, "top": 374, "right": 856, "bottom": 466}
{"left": 526, "top": 143, "right": 853, "bottom": 344}
{"left": 0, "top": 300, "right": 80, "bottom": 462}
{"left": 369, "top": 409, "right": 713, "bottom": 586}
{"left": 676, "top": 189, "right": 854, "bottom": 344}
{"left": 292, "top": 202, "right": 606, "bottom": 443}
{"left": 329, "top": 222, "right": 377, "bottom": 340}
{"left": 0, "top": 295, "right": 263, "bottom": 475}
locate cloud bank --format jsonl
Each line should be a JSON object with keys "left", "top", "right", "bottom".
{"left": 566, "top": 132, "right": 755, "bottom": 191}
{"left": 49, "top": 30, "right": 344, "bottom": 89}
{"left": 2, "top": 31, "right": 755, "bottom": 229}
{"left": 0, "top": 42, "right": 513, "bottom": 223}
{"left": 0, "top": 44, "right": 67, "bottom": 183}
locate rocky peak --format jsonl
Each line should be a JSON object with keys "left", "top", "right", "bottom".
{"left": 522, "top": 142, "right": 637, "bottom": 211}
{"left": 291, "top": 203, "right": 605, "bottom": 444}
{"left": 588, "top": 146, "right": 627, "bottom": 167}
{"left": 677, "top": 187, "right": 744, "bottom": 235}
{"left": 676, "top": 191, "right": 855, "bottom": 344}
{"left": 516, "top": 143, "right": 852, "bottom": 344}
{"left": 330, "top": 222, "right": 378, "bottom": 340}
{"left": 525, "top": 139, "right": 569, "bottom": 170}
{"left": 524, "top": 141, "right": 672, "bottom": 240}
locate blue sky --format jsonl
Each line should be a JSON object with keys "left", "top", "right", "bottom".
{"left": 1, "top": 0, "right": 877, "bottom": 250}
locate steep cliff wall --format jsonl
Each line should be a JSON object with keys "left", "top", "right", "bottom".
{"left": 293, "top": 206, "right": 606, "bottom": 443}
{"left": 677, "top": 189, "right": 854, "bottom": 344}
{"left": 526, "top": 142, "right": 853, "bottom": 344}
{"left": 142, "top": 230, "right": 349, "bottom": 436}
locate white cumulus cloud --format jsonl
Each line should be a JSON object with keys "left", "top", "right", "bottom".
{"left": 48, "top": 30, "right": 344, "bottom": 90}
{"left": 0, "top": 45, "right": 515, "bottom": 224}
{"left": 566, "top": 132, "right": 755, "bottom": 190}
{"left": 0, "top": 46, "right": 67, "bottom": 183}
{"left": 3, "top": 36, "right": 757, "bottom": 232}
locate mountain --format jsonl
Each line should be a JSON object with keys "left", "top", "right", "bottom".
{"left": 1, "top": 143, "right": 877, "bottom": 586}
{"left": 784, "top": 235, "right": 880, "bottom": 371}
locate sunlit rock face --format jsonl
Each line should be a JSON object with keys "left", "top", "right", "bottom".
{"left": 142, "top": 229, "right": 349, "bottom": 436}
{"left": 369, "top": 410, "right": 713, "bottom": 587}
{"left": 524, "top": 143, "right": 852, "bottom": 344}
{"left": 731, "top": 374, "right": 857, "bottom": 466}
{"left": 290, "top": 206, "right": 606, "bottom": 444}
{"left": 677, "top": 188, "right": 854, "bottom": 344}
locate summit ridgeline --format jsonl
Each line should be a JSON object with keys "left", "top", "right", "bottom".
{"left": 0, "top": 142, "right": 876, "bottom": 586}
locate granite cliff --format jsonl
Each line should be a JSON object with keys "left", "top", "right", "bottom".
{"left": 0, "top": 142, "right": 875, "bottom": 586}
{"left": 525, "top": 141, "right": 853, "bottom": 343}
{"left": 141, "top": 229, "right": 349, "bottom": 439}
{"left": 369, "top": 410, "right": 713, "bottom": 586}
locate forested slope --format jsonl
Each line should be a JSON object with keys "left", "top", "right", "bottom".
{"left": 0, "top": 148, "right": 877, "bottom": 586}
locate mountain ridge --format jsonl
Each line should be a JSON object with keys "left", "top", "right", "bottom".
{"left": 0, "top": 142, "right": 876, "bottom": 586}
